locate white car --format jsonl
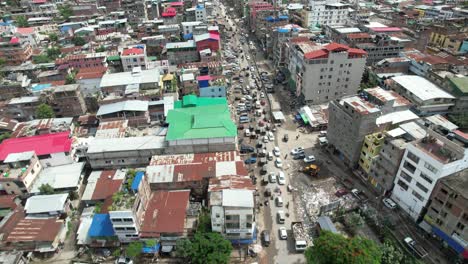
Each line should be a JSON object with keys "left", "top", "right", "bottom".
{"left": 277, "top": 171, "right": 286, "bottom": 185}
{"left": 273, "top": 146, "right": 281, "bottom": 157}
{"left": 267, "top": 131, "right": 274, "bottom": 141}
{"left": 291, "top": 147, "right": 305, "bottom": 155}
{"left": 260, "top": 92, "right": 265, "bottom": 98}
{"left": 303, "top": 155, "right": 316, "bottom": 163}
{"left": 246, "top": 56, "right": 250, "bottom": 60}
{"left": 250, "top": 66, "right": 255, "bottom": 71}
{"left": 239, "top": 79, "right": 244, "bottom": 83}
{"left": 263, "top": 136, "right": 269, "bottom": 143}
{"left": 383, "top": 198, "right": 397, "bottom": 209}
{"left": 269, "top": 172, "right": 276, "bottom": 183}
{"left": 275, "top": 158, "right": 283, "bottom": 168}
{"left": 279, "top": 227, "right": 287, "bottom": 240}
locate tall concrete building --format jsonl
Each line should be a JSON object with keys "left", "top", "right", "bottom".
{"left": 391, "top": 127, "right": 468, "bottom": 221}
{"left": 425, "top": 169, "right": 468, "bottom": 258}
{"left": 327, "top": 87, "right": 415, "bottom": 167}
{"left": 301, "top": 0, "right": 349, "bottom": 28}
{"left": 288, "top": 42, "right": 367, "bottom": 104}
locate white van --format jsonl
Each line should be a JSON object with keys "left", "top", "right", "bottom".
{"left": 255, "top": 101, "right": 261, "bottom": 109}
{"left": 244, "top": 129, "right": 251, "bottom": 137}
{"left": 267, "top": 131, "right": 274, "bottom": 141}
{"left": 277, "top": 211, "right": 285, "bottom": 224}
{"left": 275, "top": 196, "right": 284, "bottom": 207}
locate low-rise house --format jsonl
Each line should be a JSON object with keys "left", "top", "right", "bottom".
{"left": 99, "top": 67, "right": 161, "bottom": 99}
{"left": 11, "top": 117, "right": 74, "bottom": 138}
{"left": 55, "top": 52, "right": 107, "bottom": 71}
{"left": 389, "top": 75, "right": 455, "bottom": 116}
{"left": 166, "top": 40, "right": 199, "bottom": 65}
{"left": 0, "top": 209, "right": 66, "bottom": 252}
{"left": 86, "top": 136, "right": 166, "bottom": 169}
{"left": 96, "top": 100, "right": 150, "bottom": 127}
{"left": 146, "top": 151, "right": 247, "bottom": 197}
{"left": 6, "top": 96, "right": 40, "bottom": 121}
{"left": 121, "top": 45, "right": 148, "bottom": 71}
{"left": 29, "top": 162, "right": 85, "bottom": 194}
{"left": 0, "top": 36, "right": 33, "bottom": 66}
{"left": 0, "top": 195, "right": 20, "bottom": 220}
{"left": 76, "top": 66, "right": 107, "bottom": 96}
{"left": 81, "top": 170, "right": 126, "bottom": 206}
{"left": 46, "top": 84, "right": 88, "bottom": 117}
{"left": 24, "top": 193, "right": 70, "bottom": 217}
{"left": 0, "top": 151, "right": 43, "bottom": 195}
{"left": 209, "top": 176, "right": 256, "bottom": 243}
{"left": 165, "top": 95, "right": 237, "bottom": 153}
{"left": 94, "top": 120, "right": 128, "bottom": 139}
{"left": 87, "top": 213, "right": 119, "bottom": 247}
{"left": 0, "top": 131, "right": 73, "bottom": 167}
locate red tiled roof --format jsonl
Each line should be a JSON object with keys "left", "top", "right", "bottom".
{"left": 197, "top": 75, "right": 212, "bottom": 81}
{"left": 347, "top": 33, "right": 371, "bottom": 39}
{"left": 208, "top": 175, "right": 255, "bottom": 192}
{"left": 324, "top": 42, "right": 349, "bottom": 52}
{"left": 170, "top": 2, "right": 183, "bottom": 6}
{"left": 140, "top": 190, "right": 190, "bottom": 237}
{"left": 290, "top": 37, "right": 310, "bottom": 43}
{"left": 91, "top": 170, "right": 123, "bottom": 201}
{"left": 454, "top": 130, "right": 468, "bottom": 140}
{"left": 0, "top": 131, "right": 72, "bottom": 161}
{"left": 162, "top": 7, "right": 177, "bottom": 17}
{"left": 348, "top": 48, "right": 367, "bottom": 56}
{"left": 0, "top": 209, "right": 63, "bottom": 242}
{"left": 122, "top": 47, "right": 144, "bottom": 56}
{"left": 16, "top": 27, "right": 35, "bottom": 35}
{"left": 9, "top": 37, "right": 19, "bottom": 44}
{"left": 304, "top": 49, "right": 328, "bottom": 59}
{"left": 32, "top": 0, "right": 46, "bottom": 3}
{"left": 0, "top": 195, "right": 18, "bottom": 210}
{"left": 76, "top": 66, "right": 107, "bottom": 80}
{"left": 370, "top": 27, "right": 401, "bottom": 32}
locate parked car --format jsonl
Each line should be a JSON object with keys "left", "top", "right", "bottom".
{"left": 383, "top": 198, "right": 397, "bottom": 209}
{"left": 293, "top": 153, "right": 305, "bottom": 160}
{"left": 267, "top": 131, "right": 274, "bottom": 141}
{"left": 240, "top": 145, "right": 254, "bottom": 153}
{"left": 244, "top": 157, "right": 257, "bottom": 164}
{"left": 269, "top": 172, "right": 276, "bottom": 183}
{"left": 263, "top": 136, "right": 269, "bottom": 143}
{"left": 279, "top": 227, "right": 287, "bottom": 240}
{"left": 273, "top": 146, "right": 281, "bottom": 157}
{"left": 275, "top": 158, "right": 283, "bottom": 168}
{"left": 277, "top": 171, "right": 286, "bottom": 185}
{"left": 276, "top": 196, "right": 284, "bottom": 207}
{"left": 283, "top": 134, "right": 289, "bottom": 142}
{"left": 291, "top": 147, "right": 305, "bottom": 155}
{"left": 335, "top": 188, "right": 348, "bottom": 197}
{"left": 303, "top": 155, "right": 316, "bottom": 163}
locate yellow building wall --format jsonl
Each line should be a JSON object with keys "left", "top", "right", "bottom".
{"left": 358, "top": 132, "right": 385, "bottom": 174}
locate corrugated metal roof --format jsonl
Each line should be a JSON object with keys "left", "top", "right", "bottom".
{"left": 30, "top": 162, "right": 85, "bottom": 193}
{"left": 24, "top": 193, "right": 68, "bottom": 214}
{"left": 97, "top": 100, "right": 149, "bottom": 116}
{"left": 4, "top": 151, "right": 35, "bottom": 163}
{"left": 317, "top": 216, "right": 338, "bottom": 233}
{"left": 222, "top": 189, "right": 254, "bottom": 207}
{"left": 87, "top": 136, "right": 166, "bottom": 153}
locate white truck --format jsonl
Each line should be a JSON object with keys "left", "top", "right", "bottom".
{"left": 404, "top": 237, "right": 428, "bottom": 259}
{"left": 292, "top": 221, "right": 309, "bottom": 252}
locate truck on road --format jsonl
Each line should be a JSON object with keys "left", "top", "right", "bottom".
{"left": 404, "top": 237, "right": 428, "bottom": 259}
{"left": 292, "top": 221, "right": 309, "bottom": 252}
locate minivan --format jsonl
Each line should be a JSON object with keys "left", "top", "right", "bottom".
{"left": 261, "top": 230, "right": 271, "bottom": 247}
{"left": 277, "top": 211, "right": 285, "bottom": 224}
{"left": 244, "top": 129, "right": 251, "bottom": 137}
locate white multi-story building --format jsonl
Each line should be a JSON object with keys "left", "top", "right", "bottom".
{"left": 392, "top": 128, "right": 468, "bottom": 221}
{"left": 288, "top": 42, "right": 367, "bottom": 104}
{"left": 109, "top": 210, "right": 139, "bottom": 242}
{"left": 121, "top": 45, "right": 148, "bottom": 72}
{"left": 302, "top": 0, "right": 349, "bottom": 28}
{"left": 210, "top": 189, "right": 255, "bottom": 242}
{"left": 195, "top": 5, "right": 207, "bottom": 22}
{"left": 181, "top": 21, "right": 204, "bottom": 35}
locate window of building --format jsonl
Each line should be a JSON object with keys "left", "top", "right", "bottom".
{"left": 457, "top": 222, "right": 465, "bottom": 231}
{"left": 424, "top": 162, "right": 438, "bottom": 174}
{"left": 123, "top": 218, "right": 133, "bottom": 222}
{"left": 115, "top": 227, "right": 125, "bottom": 231}
{"left": 400, "top": 171, "right": 412, "bottom": 183}
{"left": 397, "top": 180, "right": 408, "bottom": 191}
{"left": 126, "top": 227, "right": 136, "bottom": 231}
{"left": 403, "top": 161, "right": 416, "bottom": 174}
{"left": 416, "top": 182, "right": 429, "bottom": 193}
{"left": 441, "top": 211, "right": 448, "bottom": 218}
{"left": 431, "top": 207, "right": 439, "bottom": 214}
{"left": 412, "top": 190, "right": 424, "bottom": 202}
{"left": 440, "top": 188, "right": 448, "bottom": 195}
{"left": 446, "top": 202, "right": 453, "bottom": 209}
{"left": 407, "top": 151, "right": 420, "bottom": 164}
{"left": 225, "top": 222, "right": 240, "bottom": 229}
{"left": 420, "top": 173, "right": 433, "bottom": 184}
{"left": 436, "top": 219, "right": 444, "bottom": 226}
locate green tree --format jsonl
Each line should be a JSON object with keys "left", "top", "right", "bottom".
{"left": 65, "top": 73, "right": 76, "bottom": 84}
{"left": 112, "top": 248, "right": 121, "bottom": 258}
{"left": 39, "top": 183, "right": 55, "bottom": 194}
{"left": 58, "top": 4, "right": 73, "bottom": 21}
{"left": 94, "top": 202, "right": 103, "bottom": 213}
{"left": 46, "top": 46, "right": 61, "bottom": 60}
{"left": 305, "top": 231, "right": 382, "bottom": 264}
{"left": 15, "top": 16, "right": 29, "bottom": 27}
{"left": 176, "top": 232, "right": 232, "bottom": 264}
{"left": 48, "top": 33, "right": 58, "bottom": 42}
{"left": 95, "top": 45, "right": 106, "bottom": 52}
{"left": 33, "top": 55, "right": 51, "bottom": 64}
{"left": 125, "top": 241, "right": 143, "bottom": 258}
{"left": 72, "top": 36, "right": 86, "bottom": 46}
{"left": 35, "top": 103, "right": 55, "bottom": 119}
{"left": 0, "top": 132, "right": 11, "bottom": 143}
{"left": 196, "top": 210, "right": 212, "bottom": 233}
{"left": 344, "top": 212, "right": 364, "bottom": 235}
{"left": 381, "top": 240, "right": 404, "bottom": 264}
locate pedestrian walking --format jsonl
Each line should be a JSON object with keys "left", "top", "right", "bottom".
{"left": 284, "top": 154, "right": 288, "bottom": 159}
{"left": 296, "top": 134, "right": 299, "bottom": 140}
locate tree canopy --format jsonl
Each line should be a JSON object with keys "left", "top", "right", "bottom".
{"left": 305, "top": 231, "right": 382, "bottom": 264}
{"left": 58, "top": 4, "right": 73, "bottom": 21}
{"left": 125, "top": 241, "right": 143, "bottom": 258}
{"left": 48, "top": 33, "right": 58, "bottom": 42}
{"left": 176, "top": 232, "right": 232, "bottom": 264}
{"left": 39, "top": 183, "right": 55, "bottom": 195}
{"left": 72, "top": 36, "right": 86, "bottom": 46}
{"left": 15, "top": 16, "right": 29, "bottom": 27}
{"left": 35, "top": 103, "right": 55, "bottom": 119}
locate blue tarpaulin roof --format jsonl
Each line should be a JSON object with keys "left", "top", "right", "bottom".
{"left": 131, "top": 171, "right": 144, "bottom": 192}
{"left": 32, "top": 83, "right": 52, "bottom": 92}
{"left": 278, "top": 28, "right": 290, "bottom": 33}
{"left": 229, "top": 228, "right": 257, "bottom": 244}
{"left": 89, "top": 214, "right": 115, "bottom": 237}
{"left": 142, "top": 243, "right": 160, "bottom": 253}
{"left": 279, "top": 15, "right": 289, "bottom": 20}
{"left": 183, "top": 33, "right": 193, "bottom": 40}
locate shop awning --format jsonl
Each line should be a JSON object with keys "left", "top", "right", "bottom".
{"left": 300, "top": 113, "right": 309, "bottom": 124}
{"left": 161, "top": 245, "right": 174, "bottom": 253}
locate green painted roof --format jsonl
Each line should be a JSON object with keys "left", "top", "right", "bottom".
{"left": 449, "top": 77, "right": 468, "bottom": 95}
{"left": 107, "top": 55, "right": 121, "bottom": 61}
{"left": 166, "top": 96, "right": 236, "bottom": 140}
{"left": 174, "top": 95, "right": 228, "bottom": 108}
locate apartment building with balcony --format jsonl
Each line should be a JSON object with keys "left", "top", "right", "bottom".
{"left": 48, "top": 84, "right": 87, "bottom": 117}
{"left": 55, "top": 52, "right": 107, "bottom": 71}
{"left": 391, "top": 129, "right": 468, "bottom": 221}
{"left": 301, "top": 0, "right": 349, "bottom": 28}
{"left": 425, "top": 169, "right": 468, "bottom": 259}
{"left": 358, "top": 132, "right": 385, "bottom": 175}
{"left": 0, "top": 151, "right": 43, "bottom": 195}
{"left": 288, "top": 42, "right": 366, "bottom": 104}
{"left": 121, "top": 45, "right": 148, "bottom": 72}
